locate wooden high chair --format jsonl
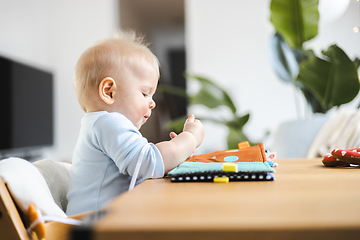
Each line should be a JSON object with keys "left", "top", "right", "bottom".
{"left": 0, "top": 158, "right": 93, "bottom": 240}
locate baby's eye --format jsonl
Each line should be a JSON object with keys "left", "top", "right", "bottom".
{"left": 142, "top": 93, "right": 149, "bottom": 97}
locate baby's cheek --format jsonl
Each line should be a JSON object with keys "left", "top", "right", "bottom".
{"left": 142, "top": 102, "right": 150, "bottom": 113}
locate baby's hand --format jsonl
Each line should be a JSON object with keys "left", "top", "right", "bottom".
{"left": 183, "top": 114, "right": 204, "bottom": 147}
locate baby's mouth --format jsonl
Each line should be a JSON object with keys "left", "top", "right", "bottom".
{"left": 144, "top": 112, "right": 151, "bottom": 119}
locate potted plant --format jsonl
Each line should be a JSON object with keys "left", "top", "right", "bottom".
{"left": 159, "top": 74, "right": 255, "bottom": 149}
{"left": 269, "top": 0, "right": 359, "bottom": 114}
{"left": 268, "top": 0, "right": 360, "bottom": 157}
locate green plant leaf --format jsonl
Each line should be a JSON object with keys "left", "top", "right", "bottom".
{"left": 270, "top": 0, "right": 319, "bottom": 49}
{"left": 301, "top": 88, "right": 324, "bottom": 113}
{"left": 355, "top": 58, "right": 360, "bottom": 69}
{"left": 224, "top": 114, "right": 250, "bottom": 131}
{"left": 162, "top": 74, "right": 254, "bottom": 146}
{"left": 268, "top": 33, "right": 300, "bottom": 83}
{"left": 227, "top": 128, "right": 250, "bottom": 149}
{"left": 186, "top": 74, "right": 237, "bottom": 113}
{"left": 164, "top": 116, "right": 188, "bottom": 132}
{"left": 268, "top": 33, "right": 314, "bottom": 84}
{"left": 225, "top": 114, "right": 251, "bottom": 149}
{"left": 296, "top": 45, "right": 360, "bottom": 112}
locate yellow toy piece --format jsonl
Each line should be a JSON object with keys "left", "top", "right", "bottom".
{"left": 213, "top": 176, "right": 229, "bottom": 183}
{"left": 222, "top": 163, "right": 238, "bottom": 172}
{"left": 28, "top": 204, "right": 45, "bottom": 240}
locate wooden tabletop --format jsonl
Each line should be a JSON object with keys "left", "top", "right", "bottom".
{"left": 90, "top": 158, "right": 360, "bottom": 240}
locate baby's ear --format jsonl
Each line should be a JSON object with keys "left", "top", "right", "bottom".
{"left": 99, "top": 77, "right": 116, "bottom": 105}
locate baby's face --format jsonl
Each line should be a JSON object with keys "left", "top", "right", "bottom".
{"left": 113, "top": 62, "right": 159, "bottom": 129}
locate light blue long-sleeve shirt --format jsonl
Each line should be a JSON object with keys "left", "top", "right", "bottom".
{"left": 66, "top": 111, "right": 164, "bottom": 215}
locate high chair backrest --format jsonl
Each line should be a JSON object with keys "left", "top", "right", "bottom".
{"left": 0, "top": 158, "right": 99, "bottom": 240}
{"left": 0, "top": 157, "right": 71, "bottom": 240}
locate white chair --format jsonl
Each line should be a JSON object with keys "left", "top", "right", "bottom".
{"left": 307, "top": 109, "right": 360, "bottom": 158}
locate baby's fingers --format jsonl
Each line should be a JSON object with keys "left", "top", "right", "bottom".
{"left": 184, "top": 114, "right": 195, "bottom": 126}
{"left": 169, "top": 132, "right": 177, "bottom": 139}
{"left": 187, "top": 114, "right": 195, "bottom": 122}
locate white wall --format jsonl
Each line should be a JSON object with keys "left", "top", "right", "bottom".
{"left": 185, "top": 0, "right": 297, "bottom": 153}
{"left": 185, "top": 0, "right": 360, "bottom": 153}
{"left": 1, "top": 0, "right": 358, "bottom": 160}
{"left": 0, "top": 0, "right": 120, "bottom": 161}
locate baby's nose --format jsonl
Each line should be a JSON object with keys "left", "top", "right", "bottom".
{"left": 150, "top": 100, "right": 156, "bottom": 109}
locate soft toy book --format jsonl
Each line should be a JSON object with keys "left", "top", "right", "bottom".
{"left": 167, "top": 142, "right": 275, "bottom": 182}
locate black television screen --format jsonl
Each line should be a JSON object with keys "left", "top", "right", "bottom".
{"left": 0, "top": 56, "right": 53, "bottom": 153}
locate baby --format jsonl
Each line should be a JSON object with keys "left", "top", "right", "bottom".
{"left": 66, "top": 31, "right": 204, "bottom": 215}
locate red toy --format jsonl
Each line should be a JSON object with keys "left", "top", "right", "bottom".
{"left": 322, "top": 148, "right": 360, "bottom": 167}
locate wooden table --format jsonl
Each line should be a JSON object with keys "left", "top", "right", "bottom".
{"left": 87, "top": 158, "right": 360, "bottom": 240}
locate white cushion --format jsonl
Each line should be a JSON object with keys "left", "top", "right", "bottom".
{"left": 33, "top": 159, "right": 71, "bottom": 213}
{"left": 0, "top": 157, "right": 67, "bottom": 218}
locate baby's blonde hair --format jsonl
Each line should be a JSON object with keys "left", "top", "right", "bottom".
{"left": 73, "top": 30, "right": 159, "bottom": 112}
